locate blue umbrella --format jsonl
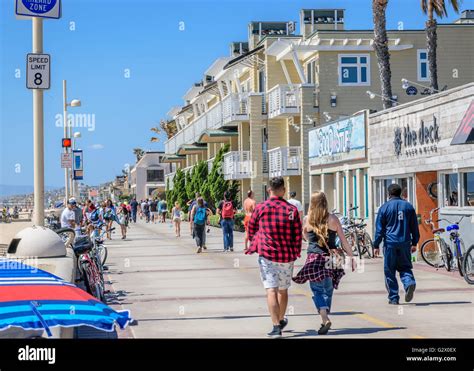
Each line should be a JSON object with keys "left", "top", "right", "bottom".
{"left": 0, "top": 258, "right": 131, "bottom": 337}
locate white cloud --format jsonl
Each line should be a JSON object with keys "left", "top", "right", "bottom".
{"left": 89, "top": 144, "right": 104, "bottom": 150}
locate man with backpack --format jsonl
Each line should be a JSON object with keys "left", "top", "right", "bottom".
{"left": 217, "top": 191, "right": 237, "bottom": 252}
{"left": 190, "top": 197, "right": 210, "bottom": 254}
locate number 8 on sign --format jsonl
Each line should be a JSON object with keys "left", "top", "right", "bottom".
{"left": 26, "top": 53, "right": 50, "bottom": 90}
{"left": 34, "top": 73, "right": 42, "bottom": 86}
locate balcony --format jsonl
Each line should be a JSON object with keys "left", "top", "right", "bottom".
{"left": 223, "top": 151, "right": 252, "bottom": 180}
{"left": 267, "top": 84, "right": 301, "bottom": 119}
{"left": 165, "top": 93, "right": 249, "bottom": 155}
{"left": 268, "top": 146, "right": 301, "bottom": 177}
{"left": 222, "top": 93, "right": 249, "bottom": 125}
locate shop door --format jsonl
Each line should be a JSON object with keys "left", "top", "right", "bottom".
{"left": 415, "top": 171, "right": 438, "bottom": 245}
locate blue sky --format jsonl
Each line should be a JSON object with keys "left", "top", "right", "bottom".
{"left": 1, "top": 0, "right": 471, "bottom": 188}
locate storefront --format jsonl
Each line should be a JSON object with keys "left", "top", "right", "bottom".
{"left": 308, "top": 111, "right": 371, "bottom": 231}
{"left": 369, "top": 83, "right": 474, "bottom": 248}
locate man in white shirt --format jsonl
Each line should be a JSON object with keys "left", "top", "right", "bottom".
{"left": 61, "top": 199, "right": 77, "bottom": 228}
{"left": 287, "top": 191, "right": 304, "bottom": 221}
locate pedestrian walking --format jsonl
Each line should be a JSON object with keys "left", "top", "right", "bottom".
{"left": 188, "top": 192, "right": 209, "bottom": 249}
{"left": 246, "top": 177, "right": 302, "bottom": 338}
{"left": 293, "top": 191, "right": 356, "bottom": 335}
{"left": 103, "top": 199, "right": 116, "bottom": 240}
{"left": 287, "top": 191, "right": 304, "bottom": 221}
{"left": 217, "top": 191, "right": 237, "bottom": 252}
{"left": 159, "top": 198, "right": 167, "bottom": 223}
{"left": 142, "top": 199, "right": 150, "bottom": 223}
{"left": 171, "top": 201, "right": 182, "bottom": 237}
{"left": 118, "top": 203, "right": 129, "bottom": 239}
{"left": 190, "top": 197, "right": 210, "bottom": 254}
{"left": 373, "top": 183, "right": 420, "bottom": 305}
{"left": 130, "top": 198, "right": 138, "bottom": 223}
{"left": 243, "top": 190, "right": 256, "bottom": 252}
{"left": 150, "top": 198, "right": 158, "bottom": 224}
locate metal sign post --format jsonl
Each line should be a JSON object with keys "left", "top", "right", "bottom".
{"left": 16, "top": 0, "right": 61, "bottom": 226}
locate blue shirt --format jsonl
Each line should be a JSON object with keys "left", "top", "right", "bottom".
{"left": 374, "top": 197, "right": 420, "bottom": 249}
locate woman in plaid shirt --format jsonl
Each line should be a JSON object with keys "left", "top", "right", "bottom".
{"left": 293, "top": 191, "right": 356, "bottom": 335}
{"left": 246, "top": 177, "right": 302, "bottom": 338}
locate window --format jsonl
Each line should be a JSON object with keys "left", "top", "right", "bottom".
{"left": 444, "top": 173, "right": 459, "bottom": 206}
{"left": 417, "top": 50, "right": 429, "bottom": 81}
{"left": 462, "top": 172, "right": 474, "bottom": 207}
{"left": 147, "top": 169, "right": 164, "bottom": 182}
{"left": 338, "top": 54, "right": 370, "bottom": 86}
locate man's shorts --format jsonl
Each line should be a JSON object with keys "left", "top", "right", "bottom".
{"left": 258, "top": 256, "right": 294, "bottom": 290}
{"left": 243, "top": 214, "right": 251, "bottom": 231}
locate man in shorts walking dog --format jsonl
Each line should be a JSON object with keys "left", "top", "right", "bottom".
{"left": 246, "top": 177, "right": 302, "bottom": 338}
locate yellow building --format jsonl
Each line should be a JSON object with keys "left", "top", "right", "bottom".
{"left": 163, "top": 8, "right": 474, "bottom": 214}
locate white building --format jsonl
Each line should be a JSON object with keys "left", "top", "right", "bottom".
{"left": 130, "top": 151, "right": 174, "bottom": 201}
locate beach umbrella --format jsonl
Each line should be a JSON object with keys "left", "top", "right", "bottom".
{"left": 0, "top": 259, "right": 131, "bottom": 337}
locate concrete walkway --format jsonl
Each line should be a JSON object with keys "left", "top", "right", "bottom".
{"left": 103, "top": 220, "right": 473, "bottom": 338}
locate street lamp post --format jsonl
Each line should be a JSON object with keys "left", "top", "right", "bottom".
{"left": 72, "top": 131, "right": 81, "bottom": 199}
{"left": 62, "top": 80, "right": 81, "bottom": 203}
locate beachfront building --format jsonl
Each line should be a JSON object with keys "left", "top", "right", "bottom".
{"left": 162, "top": 8, "right": 474, "bottom": 213}
{"left": 130, "top": 151, "right": 174, "bottom": 201}
{"left": 369, "top": 83, "right": 474, "bottom": 247}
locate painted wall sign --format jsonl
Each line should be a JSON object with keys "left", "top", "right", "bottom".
{"left": 309, "top": 112, "right": 366, "bottom": 166}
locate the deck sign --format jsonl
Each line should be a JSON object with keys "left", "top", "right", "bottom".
{"left": 309, "top": 112, "right": 366, "bottom": 167}
{"left": 15, "top": 0, "right": 61, "bottom": 19}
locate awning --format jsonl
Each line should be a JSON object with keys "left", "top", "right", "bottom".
{"left": 197, "top": 129, "right": 238, "bottom": 143}
{"left": 161, "top": 154, "right": 186, "bottom": 163}
{"left": 176, "top": 143, "right": 208, "bottom": 155}
{"left": 224, "top": 45, "right": 265, "bottom": 70}
{"left": 451, "top": 100, "right": 474, "bottom": 145}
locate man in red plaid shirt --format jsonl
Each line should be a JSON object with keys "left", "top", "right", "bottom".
{"left": 246, "top": 177, "right": 302, "bottom": 338}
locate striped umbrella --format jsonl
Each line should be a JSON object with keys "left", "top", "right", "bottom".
{"left": 0, "top": 259, "right": 131, "bottom": 337}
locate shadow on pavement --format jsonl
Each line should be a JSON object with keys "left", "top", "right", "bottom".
{"left": 285, "top": 326, "right": 405, "bottom": 338}
{"left": 406, "top": 301, "right": 472, "bottom": 306}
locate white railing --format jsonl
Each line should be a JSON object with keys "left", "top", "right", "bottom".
{"left": 164, "top": 93, "right": 249, "bottom": 155}
{"left": 207, "top": 158, "right": 215, "bottom": 173}
{"left": 223, "top": 151, "right": 252, "bottom": 180}
{"left": 268, "top": 146, "right": 301, "bottom": 177}
{"left": 222, "top": 93, "right": 249, "bottom": 125}
{"left": 267, "top": 84, "right": 301, "bottom": 119}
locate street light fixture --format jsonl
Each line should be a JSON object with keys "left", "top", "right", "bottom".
{"left": 62, "top": 80, "right": 82, "bottom": 203}
{"left": 366, "top": 90, "right": 398, "bottom": 104}
{"left": 401, "top": 78, "right": 438, "bottom": 93}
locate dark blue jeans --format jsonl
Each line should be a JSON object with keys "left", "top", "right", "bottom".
{"left": 221, "top": 219, "right": 234, "bottom": 250}
{"left": 383, "top": 243, "right": 416, "bottom": 302}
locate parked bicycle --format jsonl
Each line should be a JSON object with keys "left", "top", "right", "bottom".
{"left": 421, "top": 207, "right": 474, "bottom": 285}
{"left": 334, "top": 206, "right": 373, "bottom": 258}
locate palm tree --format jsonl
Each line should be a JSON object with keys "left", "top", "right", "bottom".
{"left": 372, "top": 0, "right": 393, "bottom": 109}
{"left": 132, "top": 148, "right": 144, "bottom": 162}
{"left": 421, "top": 0, "right": 460, "bottom": 92}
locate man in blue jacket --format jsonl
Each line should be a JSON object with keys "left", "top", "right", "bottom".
{"left": 374, "top": 184, "right": 420, "bottom": 305}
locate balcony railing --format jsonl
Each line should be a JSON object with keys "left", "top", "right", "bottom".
{"left": 222, "top": 93, "right": 249, "bottom": 125}
{"left": 268, "top": 146, "right": 301, "bottom": 177}
{"left": 164, "top": 93, "right": 248, "bottom": 155}
{"left": 223, "top": 151, "right": 252, "bottom": 180}
{"left": 267, "top": 84, "right": 301, "bottom": 119}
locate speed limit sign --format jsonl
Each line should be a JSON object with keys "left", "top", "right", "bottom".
{"left": 26, "top": 53, "right": 50, "bottom": 89}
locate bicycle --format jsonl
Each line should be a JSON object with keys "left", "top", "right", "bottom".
{"left": 421, "top": 207, "right": 474, "bottom": 285}
{"left": 335, "top": 206, "right": 373, "bottom": 258}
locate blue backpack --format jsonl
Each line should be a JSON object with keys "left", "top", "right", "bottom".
{"left": 194, "top": 207, "right": 207, "bottom": 225}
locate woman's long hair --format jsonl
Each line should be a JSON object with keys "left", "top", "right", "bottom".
{"left": 306, "top": 191, "right": 330, "bottom": 248}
